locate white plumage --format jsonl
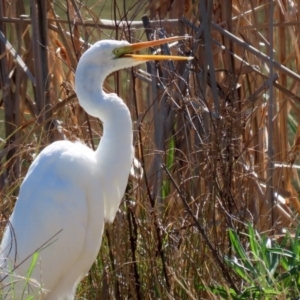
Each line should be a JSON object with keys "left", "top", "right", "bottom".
{"left": 0, "top": 37, "right": 190, "bottom": 299}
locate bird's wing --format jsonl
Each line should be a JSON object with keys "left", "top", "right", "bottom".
{"left": 0, "top": 141, "right": 101, "bottom": 296}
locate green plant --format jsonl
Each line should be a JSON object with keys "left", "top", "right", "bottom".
{"left": 206, "top": 224, "right": 300, "bottom": 299}
{"left": 0, "top": 252, "right": 42, "bottom": 300}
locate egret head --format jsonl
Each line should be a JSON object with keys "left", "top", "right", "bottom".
{"left": 77, "top": 37, "right": 192, "bottom": 74}
{"left": 78, "top": 40, "right": 131, "bottom": 66}
{"left": 75, "top": 37, "right": 192, "bottom": 119}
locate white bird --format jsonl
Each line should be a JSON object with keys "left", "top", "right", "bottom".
{"left": 0, "top": 37, "right": 191, "bottom": 299}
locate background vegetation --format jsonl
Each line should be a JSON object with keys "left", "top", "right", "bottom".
{"left": 1, "top": 0, "right": 300, "bottom": 299}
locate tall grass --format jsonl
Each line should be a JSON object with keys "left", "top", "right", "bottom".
{"left": 1, "top": 0, "right": 300, "bottom": 298}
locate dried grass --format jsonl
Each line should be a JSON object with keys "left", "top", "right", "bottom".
{"left": 0, "top": 0, "right": 300, "bottom": 299}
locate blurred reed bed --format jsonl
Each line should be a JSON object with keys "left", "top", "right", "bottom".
{"left": 0, "top": 0, "right": 300, "bottom": 299}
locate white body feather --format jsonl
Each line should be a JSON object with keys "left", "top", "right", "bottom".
{"left": 0, "top": 37, "right": 188, "bottom": 299}
{"left": 0, "top": 40, "right": 134, "bottom": 299}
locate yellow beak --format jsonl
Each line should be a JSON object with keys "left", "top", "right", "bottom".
{"left": 114, "top": 36, "right": 192, "bottom": 61}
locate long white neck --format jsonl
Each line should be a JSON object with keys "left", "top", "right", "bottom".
{"left": 75, "top": 62, "right": 133, "bottom": 222}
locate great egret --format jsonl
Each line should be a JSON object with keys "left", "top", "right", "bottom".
{"left": 0, "top": 37, "right": 191, "bottom": 299}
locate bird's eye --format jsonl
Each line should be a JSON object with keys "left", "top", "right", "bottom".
{"left": 113, "top": 46, "right": 131, "bottom": 58}
{"left": 113, "top": 48, "right": 122, "bottom": 58}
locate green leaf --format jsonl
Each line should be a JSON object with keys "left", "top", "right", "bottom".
{"left": 27, "top": 252, "right": 39, "bottom": 278}
{"left": 198, "top": 285, "right": 240, "bottom": 299}
{"left": 248, "top": 224, "right": 259, "bottom": 258}
{"left": 240, "top": 285, "right": 280, "bottom": 297}
{"left": 224, "top": 256, "right": 252, "bottom": 283}
{"left": 228, "top": 229, "right": 255, "bottom": 275}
